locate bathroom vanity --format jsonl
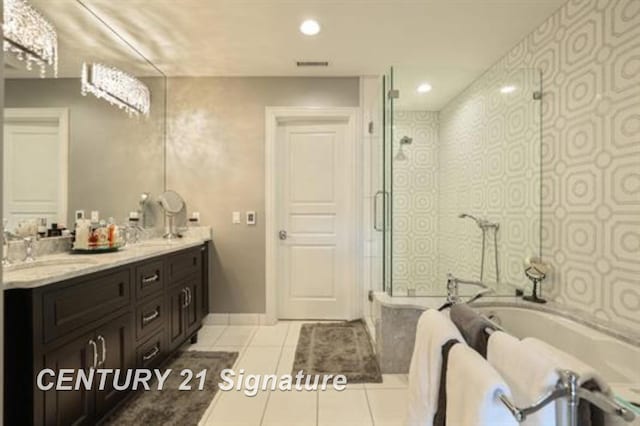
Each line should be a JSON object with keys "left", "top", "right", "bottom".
{"left": 3, "top": 239, "right": 211, "bottom": 425}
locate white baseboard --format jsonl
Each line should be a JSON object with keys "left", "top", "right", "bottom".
{"left": 203, "top": 313, "right": 271, "bottom": 326}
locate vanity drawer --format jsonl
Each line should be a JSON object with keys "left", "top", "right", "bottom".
{"left": 135, "top": 260, "right": 164, "bottom": 299}
{"left": 42, "top": 269, "right": 132, "bottom": 343}
{"left": 165, "top": 247, "right": 202, "bottom": 286}
{"left": 136, "top": 329, "right": 166, "bottom": 369}
{"left": 135, "top": 294, "right": 164, "bottom": 340}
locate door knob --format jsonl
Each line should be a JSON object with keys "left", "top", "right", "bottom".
{"left": 279, "top": 230, "right": 287, "bottom": 240}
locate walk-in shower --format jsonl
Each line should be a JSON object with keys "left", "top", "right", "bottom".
{"left": 369, "top": 66, "right": 542, "bottom": 299}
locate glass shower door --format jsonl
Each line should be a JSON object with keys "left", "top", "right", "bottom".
{"left": 383, "top": 67, "right": 395, "bottom": 295}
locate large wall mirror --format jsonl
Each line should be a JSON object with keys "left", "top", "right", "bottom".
{"left": 3, "top": 0, "right": 166, "bottom": 233}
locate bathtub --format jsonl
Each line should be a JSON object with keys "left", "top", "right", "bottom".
{"left": 371, "top": 292, "right": 640, "bottom": 415}
{"left": 476, "top": 305, "right": 640, "bottom": 425}
{"left": 476, "top": 306, "right": 640, "bottom": 384}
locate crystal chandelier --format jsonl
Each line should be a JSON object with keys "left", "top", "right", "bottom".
{"left": 81, "top": 62, "right": 151, "bottom": 117}
{"left": 3, "top": 0, "right": 58, "bottom": 77}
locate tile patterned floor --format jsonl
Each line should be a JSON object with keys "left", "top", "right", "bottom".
{"left": 191, "top": 322, "right": 408, "bottom": 426}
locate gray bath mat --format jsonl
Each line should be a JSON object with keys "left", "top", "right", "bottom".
{"left": 293, "top": 319, "right": 382, "bottom": 383}
{"left": 105, "top": 351, "right": 238, "bottom": 426}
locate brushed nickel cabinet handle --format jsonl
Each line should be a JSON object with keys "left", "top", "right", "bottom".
{"left": 141, "top": 273, "right": 160, "bottom": 284}
{"left": 142, "top": 309, "right": 160, "bottom": 324}
{"left": 186, "top": 288, "right": 192, "bottom": 307}
{"left": 142, "top": 345, "right": 160, "bottom": 361}
{"left": 88, "top": 339, "right": 98, "bottom": 368}
{"left": 97, "top": 335, "right": 106, "bottom": 366}
{"left": 182, "top": 288, "right": 189, "bottom": 308}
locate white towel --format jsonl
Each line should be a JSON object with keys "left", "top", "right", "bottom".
{"left": 522, "top": 338, "right": 610, "bottom": 393}
{"left": 406, "top": 310, "right": 465, "bottom": 426}
{"left": 446, "top": 344, "right": 518, "bottom": 426}
{"left": 488, "top": 331, "right": 558, "bottom": 426}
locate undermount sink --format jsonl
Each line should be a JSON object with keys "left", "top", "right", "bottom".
{"left": 3, "top": 258, "right": 99, "bottom": 273}
{"left": 133, "top": 239, "right": 179, "bottom": 247}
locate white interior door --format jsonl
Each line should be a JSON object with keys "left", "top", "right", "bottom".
{"left": 3, "top": 109, "right": 68, "bottom": 230}
{"left": 277, "top": 120, "right": 353, "bottom": 319}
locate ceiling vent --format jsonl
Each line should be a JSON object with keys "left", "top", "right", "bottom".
{"left": 296, "top": 61, "right": 329, "bottom": 67}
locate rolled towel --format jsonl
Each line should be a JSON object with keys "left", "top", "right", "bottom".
{"left": 446, "top": 344, "right": 518, "bottom": 426}
{"left": 488, "top": 331, "right": 558, "bottom": 426}
{"left": 450, "top": 303, "right": 496, "bottom": 357}
{"left": 406, "top": 310, "right": 466, "bottom": 426}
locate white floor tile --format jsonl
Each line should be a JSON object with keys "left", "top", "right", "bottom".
{"left": 366, "top": 388, "right": 408, "bottom": 426}
{"left": 261, "top": 390, "right": 317, "bottom": 426}
{"left": 276, "top": 345, "right": 296, "bottom": 375}
{"left": 250, "top": 322, "right": 290, "bottom": 346}
{"left": 364, "top": 374, "right": 409, "bottom": 390}
{"left": 203, "top": 389, "right": 269, "bottom": 426}
{"left": 283, "top": 321, "right": 305, "bottom": 347}
{"left": 236, "top": 346, "right": 282, "bottom": 374}
{"left": 216, "top": 326, "right": 257, "bottom": 347}
{"left": 187, "top": 326, "right": 227, "bottom": 351}
{"left": 207, "top": 346, "right": 245, "bottom": 367}
{"left": 319, "top": 389, "right": 373, "bottom": 426}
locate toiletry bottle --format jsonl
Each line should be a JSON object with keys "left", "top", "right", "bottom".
{"left": 37, "top": 218, "right": 47, "bottom": 238}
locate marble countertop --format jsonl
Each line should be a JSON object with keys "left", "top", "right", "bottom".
{"left": 3, "top": 236, "right": 211, "bottom": 290}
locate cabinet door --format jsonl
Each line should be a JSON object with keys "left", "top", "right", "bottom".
{"left": 167, "top": 284, "right": 187, "bottom": 351}
{"left": 43, "top": 332, "right": 95, "bottom": 426}
{"left": 185, "top": 279, "right": 203, "bottom": 337}
{"left": 95, "top": 313, "right": 134, "bottom": 417}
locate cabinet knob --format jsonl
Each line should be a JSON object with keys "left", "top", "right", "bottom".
{"left": 279, "top": 230, "right": 287, "bottom": 240}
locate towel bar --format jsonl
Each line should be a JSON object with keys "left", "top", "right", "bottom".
{"left": 496, "top": 370, "right": 636, "bottom": 425}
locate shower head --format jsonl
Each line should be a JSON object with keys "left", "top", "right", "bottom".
{"left": 459, "top": 213, "right": 499, "bottom": 230}
{"left": 395, "top": 136, "right": 413, "bottom": 161}
{"left": 458, "top": 213, "right": 482, "bottom": 226}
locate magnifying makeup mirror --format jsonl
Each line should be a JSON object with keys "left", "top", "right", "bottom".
{"left": 158, "top": 190, "right": 185, "bottom": 239}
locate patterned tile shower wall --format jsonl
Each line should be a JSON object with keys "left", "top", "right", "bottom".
{"left": 438, "top": 69, "right": 542, "bottom": 293}
{"left": 440, "top": 0, "right": 640, "bottom": 329}
{"left": 392, "top": 111, "right": 440, "bottom": 296}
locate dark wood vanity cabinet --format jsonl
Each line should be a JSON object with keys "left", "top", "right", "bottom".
{"left": 5, "top": 242, "right": 210, "bottom": 426}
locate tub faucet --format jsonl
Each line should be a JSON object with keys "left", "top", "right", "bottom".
{"left": 446, "top": 273, "right": 488, "bottom": 304}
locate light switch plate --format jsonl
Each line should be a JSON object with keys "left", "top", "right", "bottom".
{"left": 232, "top": 211, "right": 241, "bottom": 224}
{"left": 246, "top": 211, "right": 256, "bottom": 225}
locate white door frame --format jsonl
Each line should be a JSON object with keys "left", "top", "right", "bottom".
{"left": 3, "top": 108, "right": 69, "bottom": 227}
{"left": 265, "top": 107, "right": 362, "bottom": 324}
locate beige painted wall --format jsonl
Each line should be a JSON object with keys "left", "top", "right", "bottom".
{"left": 4, "top": 78, "right": 166, "bottom": 227}
{"left": 166, "top": 77, "right": 359, "bottom": 313}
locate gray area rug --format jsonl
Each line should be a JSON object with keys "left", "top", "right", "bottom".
{"left": 293, "top": 319, "right": 382, "bottom": 383}
{"left": 105, "top": 351, "right": 238, "bottom": 426}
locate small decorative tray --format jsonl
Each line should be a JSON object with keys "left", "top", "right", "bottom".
{"left": 72, "top": 243, "right": 124, "bottom": 254}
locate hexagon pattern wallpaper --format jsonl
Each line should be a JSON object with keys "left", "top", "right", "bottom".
{"left": 392, "top": 0, "right": 639, "bottom": 330}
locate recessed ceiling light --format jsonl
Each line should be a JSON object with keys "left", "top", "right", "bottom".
{"left": 300, "top": 19, "right": 321, "bottom": 36}
{"left": 417, "top": 83, "right": 432, "bottom": 93}
{"left": 500, "top": 85, "right": 517, "bottom": 94}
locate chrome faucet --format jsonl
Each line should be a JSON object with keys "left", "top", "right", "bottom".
{"left": 446, "top": 273, "right": 489, "bottom": 304}
{"left": 23, "top": 237, "right": 36, "bottom": 262}
{"left": 2, "top": 219, "right": 18, "bottom": 266}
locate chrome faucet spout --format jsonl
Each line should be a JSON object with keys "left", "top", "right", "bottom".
{"left": 446, "top": 273, "right": 488, "bottom": 305}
